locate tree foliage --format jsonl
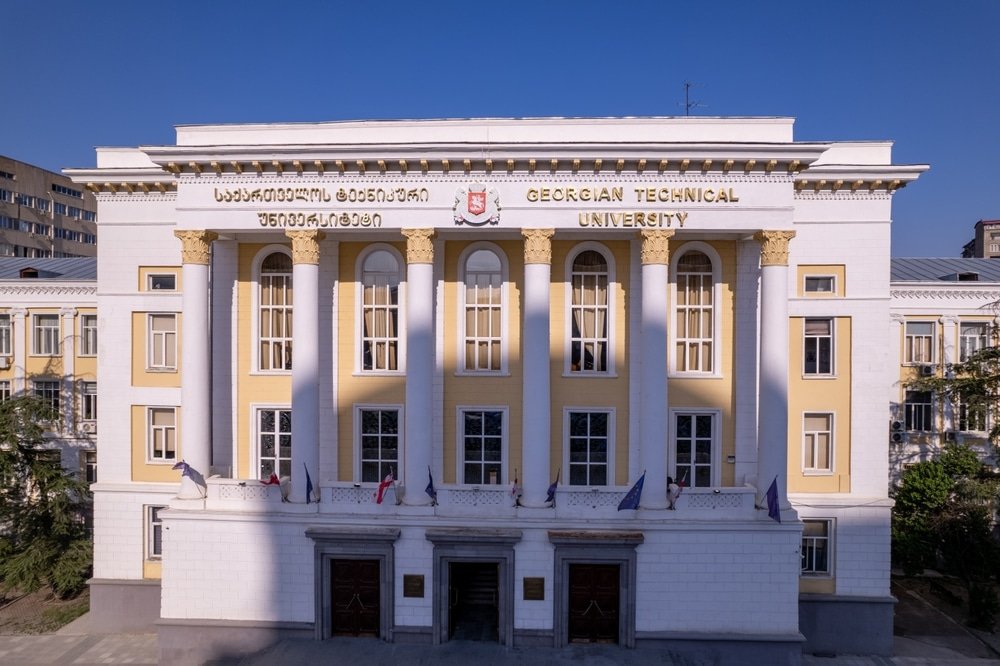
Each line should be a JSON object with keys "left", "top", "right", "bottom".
{"left": 0, "top": 396, "right": 92, "bottom": 598}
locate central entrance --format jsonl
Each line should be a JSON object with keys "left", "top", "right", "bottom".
{"left": 568, "top": 563, "right": 620, "bottom": 643}
{"left": 448, "top": 561, "right": 499, "bottom": 641}
{"left": 331, "top": 559, "right": 380, "bottom": 637}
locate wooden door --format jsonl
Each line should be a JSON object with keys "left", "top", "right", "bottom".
{"left": 567, "top": 563, "right": 619, "bottom": 644}
{"left": 331, "top": 559, "right": 380, "bottom": 637}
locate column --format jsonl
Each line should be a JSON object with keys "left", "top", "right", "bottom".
{"left": 174, "top": 230, "right": 217, "bottom": 498}
{"left": 287, "top": 230, "right": 325, "bottom": 503}
{"left": 753, "top": 230, "right": 795, "bottom": 513}
{"left": 402, "top": 228, "right": 435, "bottom": 505}
{"left": 638, "top": 230, "right": 674, "bottom": 509}
{"left": 940, "top": 316, "right": 957, "bottom": 432}
{"left": 61, "top": 307, "right": 76, "bottom": 434}
{"left": 11, "top": 308, "right": 25, "bottom": 395}
{"left": 520, "top": 229, "right": 554, "bottom": 507}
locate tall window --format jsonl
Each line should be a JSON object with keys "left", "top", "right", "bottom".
{"left": 0, "top": 381, "right": 10, "bottom": 401}
{"left": 80, "top": 314, "right": 98, "bottom": 356}
{"left": 957, "top": 396, "right": 989, "bottom": 433}
{"left": 80, "top": 382, "right": 97, "bottom": 421}
{"left": 904, "top": 391, "right": 933, "bottom": 432}
{"left": 463, "top": 249, "right": 503, "bottom": 371}
{"left": 259, "top": 252, "right": 293, "bottom": 371}
{"left": 801, "top": 520, "right": 832, "bottom": 576}
{"left": 32, "top": 314, "right": 60, "bottom": 355}
{"left": 461, "top": 409, "right": 503, "bottom": 484}
{"left": 675, "top": 251, "right": 714, "bottom": 372}
{"left": 904, "top": 322, "right": 934, "bottom": 364}
{"left": 361, "top": 250, "right": 400, "bottom": 371}
{"left": 80, "top": 451, "right": 97, "bottom": 484}
{"left": 569, "top": 250, "right": 609, "bottom": 373}
{"left": 674, "top": 413, "right": 714, "bottom": 488}
{"left": 804, "top": 319, "right": 833, "bottom": 375}
{"left": 258, "top": 408, "right": 291, "bottom": 479}
{"left": 568, "top": 410, "right": 610, "bottom": 486}
{"left": 803, "top": 413, "right": 833, "bottom": 473}
{"left": 148, "top": 407, "right": 177, "bottom": 461}
{"left": 148, "top": 314, "right": 177, "bottom": 370}
{"left": 0, "top": 313, "right": 10, "bottom": 355}
{"left": 33, "top": 380, "right": 60, "bottom": 413}
{"left": 146, "top": 506, "right": 165, "bottom": 559}
{"left": 960, "top": 322, "right": 990, "bottom": 361}
{"left": 359, "top": 408, "right": 399, "bottom": 482}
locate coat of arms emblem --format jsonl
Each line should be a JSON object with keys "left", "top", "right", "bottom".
{"left": 453, "top": 184, "right": 500, "bottom": 226}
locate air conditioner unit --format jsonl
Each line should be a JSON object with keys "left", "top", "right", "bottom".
{"left": 80, "top": 421, "right": 96, "bottom": 435}
{"left": 891, "top": 431, "right": 906, "bottom": 444}
{"left": 944, "top": 431, "right": 957, "bottom": 443}
{"left": 0, "top": 357, "right": 9, "bottom": 369}
{"left": 891, "top": 420, "right": 904, "bottom": 432}
{"left": 920, "top": 364, "right": 936, "bottom": 377}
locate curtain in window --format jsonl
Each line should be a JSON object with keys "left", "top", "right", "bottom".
{"left": 570, "top": 250, "right": 608, "bottom": 372}
{"left": 362, "top": 251, "right": 399, "bottom": 371}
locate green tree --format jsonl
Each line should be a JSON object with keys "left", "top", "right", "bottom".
{"left": 0, "top": 396, "right": 92, "bottom": 598}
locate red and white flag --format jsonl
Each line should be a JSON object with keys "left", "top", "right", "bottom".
{"left": 376, "top": 471, "right": 394, "bottom": 504}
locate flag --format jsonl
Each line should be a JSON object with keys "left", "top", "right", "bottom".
{"left": 765, "top": 477, "right": 780, "bottom": 523}
{"left": 425, "top": 466, "right": 438, "bottom": 505}
{"left": 511, "top": 469, "right": 521, "bottom": 498}
{"left": 618, "top": 472, "right": 646, "bottom": 511}
{"left": 304, "top": 463, "right": 315, "bottom": 503}
{"left": 262, "top": 473, "right": 280, "bottom": 486}
{"left": 545, "top": 469, "right": 560, "bottom": 504}
{"left": 171, "top": 460, "right": 194, "bottom": 479}
{"left": 376, "top": 470, "right": 394, "bottom": 504}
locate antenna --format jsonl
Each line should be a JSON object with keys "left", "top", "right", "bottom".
{"left": 680, "top": 81, "right": 706, "bottom": 116}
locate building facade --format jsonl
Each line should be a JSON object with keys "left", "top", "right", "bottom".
{"left": 67, "top": 118, "right": 926, "bottom": 664}
{"left": 0, "top": 156, "right": 98, "bottom": 258}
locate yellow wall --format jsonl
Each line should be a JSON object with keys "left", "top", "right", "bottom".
{"left": 130, "top": 405, "right": 182, "bottom": 482}
{"left": 796, "top": 264, "right": 846, "bottom": 297}
{"left": 138, "top": 266, "right": 181, "bottom": 292}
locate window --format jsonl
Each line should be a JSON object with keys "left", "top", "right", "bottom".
{"left": 148, "top": 274, "right": 176, "bottom": 291}
{"left": 804, "top": 318, "right": 833, "bottom": 375}
{"left": 0, "top": 189, "right": 9, "bottom": 203}
{"left": 80, "top": 451, "right": 97, "bottom": 484}
{"left": 359, "top": 408, "right": 399, "bottom": 482}
{"left": 257, "top": 408, "right": 291, "bottom": 480}
{"left": 148, "top": 407, "right": 177, "bottom": 461}
{"left": 960, "top": 322, "right": 990, "bottom": 362}
{"left": 462, "top": 249, "right": 503, "bottom": 372}
{"left": 904, "top": 322, "right": 934, "bottom": 364}
{"left": 52, "top": 183, "right": 83, "bottom": 198}
{"left": 568, "top": 410, "right": 610, "bottom": 486}
{"left": 957, "top": 396, "right": 989, "bottom": 433}
{"left": 80, "top": 382, "right": 97, "bottom": 421}
{"left": 148, "top": 314, "right": 177, "bottom": 370}
{"left": 53, "top": 202, "right": 67, "bottom": 216}
{"left": 904, "top": 391, "right": 933, "bottom": 432}
{"left": 32, "top": 314, "right": 60, "bottom": 355}
{"left": 461, "top": 409, "right": 504, "bottom": 484}
{"left": 801, "top": 520, "right": 832, "bottom": 576}
{"left": 804, "top": 276, "right": 835, "bottom": 294}
{"left": 674, "top": 412, "right": 714, "bottom": 487}
{"left": 259, "top": 252, "right": 293, "bottom": 371}
{"left": 675, "top": 250, "right": 714, "bottom": 372}
{"left": 0, "top": 381, "right": 10, "bottom": 401}
{"left": 569, "top": 249, "right": 609, "bottom": 373}
{"left": 80, "top": 314, "right": 97, "bottom": 356}
{"left": 146, "top": 506, "right": 165, "bottom": 559}
{"left": 361, "top": 250, "right": 400, "bottom": 371}
{"left": 33, "top": 380, "right": 60, "bottom": 413}
{"left": 0, "top": 313, "right": 10, "bottom": 356}
{"left": 803, "top": 413, "right": 833, "bottom": 474}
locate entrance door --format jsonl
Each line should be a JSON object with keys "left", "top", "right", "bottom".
{"left": 448, "top": 561, "right": 499, "bottom": 642}
{"left": 568, "top": 563, "right": 620, "bottom": 643}
{"left": 331, "top": 559, "right": 380, "bottom": 637}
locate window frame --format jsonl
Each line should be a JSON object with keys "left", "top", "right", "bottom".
{"left": 456, "top": 406, "right": 508, "bottom": 485}
{"left": 80, "top": 381, "right": 97, "bottom": 422}
{"left": 80, "top": 450, "right": 97, "bottom": 484}
{"left": 801, "top": 519, "right": 834, "bottom": 577}
{"left": 80, "top": 314, "right": 98, "bottom": 356}
{"left": 354, "top": 404, "right": 403, "bottom": 483}
{"left": 669, "top": 242, "right": 722, "bottom": 376}
{"left": 147, "top": 406, "right": 178, "bottom": 463}
{"left": 803, "top": 317, "right": 835, "bottom": 377}
{"left": 563, "top": 243, "right": 615, "bottom": 376}
{"left": 802, "top": 412, "right": 835, "bottom": 475}
{"left": 0, "top": 313, "right": 11, "bottom": 356}
{"left": 669, "top": 409, "right": 720, "bottom": 488}
{"left": 356, "top": 244, "right": 405, "bottom": 375}
{"left": 32, "top": 379, "right": 61, "bottom": 415}
{"left": 147, "top": 273, "right": 177, "bottom": 291}
{"left": 457, "top": 243, "right": 509, "bottom": 375}
{"left": 904, "top": 390, "right": 934, "bottom": 432}
{"left": 803, "top": 275, "right": 836, "bottom": 295}
{"left": 252, "top": 404, "right": 292, "bottom": 481}
{"left": 253, "top": 247, "right": 294, "bottom": 373}
{"left": 146, "top": 505, "right": 166, "bottom": 560}
{"left": 959, "top": 321, "right": 991, "bottom": 362}
{"left": 563, "top": 407, "right": 615, "bottom": 487}
{"left": 904, "top": 321, "right": 936, "bottom": 365}
{"left": 31, "top": 313, "right": 61, "bottom": 356}
{"left": 147, "top": 313, "right": 178, "bottom": 371}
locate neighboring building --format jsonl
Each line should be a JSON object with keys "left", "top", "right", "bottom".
{"left": 961, "top": 219, "right": 1000, "bottom": 258}
{"left": 889, "top": 257, "right": 1000, "bottom": 479}
{"left": 66, "top": 117, "right": 926, "bottom": 664}
{"left": 0, "top": 257, "right": 98, "bottom": 480}
{"left": 0, "top": 155, "right": 98, "bottom": 259}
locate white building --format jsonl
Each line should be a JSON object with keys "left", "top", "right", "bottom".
{"left": 66, "top": 117, "right": 926, "bottom": 664}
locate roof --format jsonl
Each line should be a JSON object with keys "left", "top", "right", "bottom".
{"left": 0, "top": 257, "right": 96, "bottom": 281}
{"left": 891, "top": 257, "right": 1000, "bottom": 283}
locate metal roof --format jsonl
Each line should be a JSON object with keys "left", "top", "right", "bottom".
{"left": 891, "top": 257, "right": 1000, "bottom": 283}
{"left": 0, "top": 257, "right": 96, "bottom": 281}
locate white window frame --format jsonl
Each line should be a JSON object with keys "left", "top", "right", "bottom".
{"left": 80, "top": 314, "right": 98, "bottom": 356}
{"left": 959, "top": 321, "right": 991, "bottom": 362}
{"left": 456, "top": 406, "right": 508, "bottom": 485}
{"left": 354, "top": 404, "right": 403, "bottom": 483}
{"left": 0, "top": 380, "right": 10, "bottom": 401}
{"left": 147, "top": 406, "right": 177, "bottom": 463}
{"left": 563, "top": 407, "right": 616, "bottom": 487}
{"left": 145, "top": 505, "right": 166, "bottom": 560}
{"left": 355, "top": 244, "right": 406, "bottom": 375}
{"left": 904, "top": 321, "right": 935, "bottom": 365}
{"left": 669, "top": 242, "right": 722, "bottom": 376}
{"left": 147, "top": 313, "right": 178, "bottom": 371}
{"left": 563, "top": 242, "right": 616, "bottom": 376}
{"left": 31, "top": 313, "right": 61, "bottom": 356}
{"left": 801, "top": 518, "right": 834, "bottom": 577}
{"left": 251, "top": 404, "right": 292, "bottom": 481}
{"left": 803, "top": 318, "right": 835, "bottom": 377}
{"left": 669, "top": 409, "right": 721, "bottom": 488}
{"left": 253, "top": 247, "right": 294, "bottom": 373}
{"left": 457, "top": 243, "right": 509, "bottom": 375}
{"left": 33, "top": 380, "right": 61, "bottom": 419}
{"left": 956, "top": 395, "right": 989, "bottom": 434}
{"left": 80, "top": 450, "right": 97, "bottom": 484}
{"left": 904, "top": 391, "right": 934, "bottom": 432}
{"left": 803, "top": 275, "right": 836, "bottom": 295}
{"left": 802, "top": 412, "right": 835, "bottom": 475}
{"left": 0, "top": 313, "right": 11, "bottom": 356}
{"left": 147, "top": 273, "right": 177, "bottom": 291}
{"left": 80, "top": 381, "right": 97, "bottom": 421}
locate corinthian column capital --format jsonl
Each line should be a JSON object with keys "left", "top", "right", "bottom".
{"left": 753, "top": 230, "right": 796, "bottom": 267}
{"left": 522, "top": 229, "right": 555, "bottom": 265}
{"left": 173, "top": 230, "right": 218, "bottom": 265}
{"left": 640, "top": 229, "right": 676, "bottom": 265}
{"left": 402, "top": 228, "right": 435, "bottom": 264}
{"left": 285, "top": 229, "right": 326, "bottom": 264}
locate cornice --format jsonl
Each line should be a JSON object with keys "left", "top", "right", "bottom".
{"left": 0, "top": 284, "right": 96, "bottom": 297}
{"left": 793, "top": 163, "right": 928, "bottom": 194}
{"left": 891, "top": 287, "right": 1000, "bottom": 301}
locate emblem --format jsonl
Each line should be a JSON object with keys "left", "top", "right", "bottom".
{"left": 453, "top": 184, "right": 501, "bottom": 226}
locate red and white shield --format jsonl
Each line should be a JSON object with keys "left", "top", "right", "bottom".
{"left": 468, "top": 191, "right": 487, "bottom": 216}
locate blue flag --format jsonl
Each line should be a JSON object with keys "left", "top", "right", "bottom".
{"left": 546, "top": 469, "right": 560, "bottom": 504}
{"left": 618, "top": 472, "right": 645, "bottom": 511}
{"left": 304, "top": 463, "right": 314, "bottom": 504}
{"left": 766, "top": 477, "right": 780, "bottom": 523}
{"left": 425, "top": 466, "right": 438, "bottom": 505}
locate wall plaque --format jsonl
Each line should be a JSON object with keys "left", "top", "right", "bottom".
{"left": 523, "top": 577, "right": 545, "bottom": 601}
{"left": 403, "top": 574, "right": 424, "bottom": 598}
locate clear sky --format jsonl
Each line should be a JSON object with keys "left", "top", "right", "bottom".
{"left": 4, "top": 0, "right": 997, "bottom": 257}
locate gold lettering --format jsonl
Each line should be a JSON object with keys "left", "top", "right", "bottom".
{"left": 676, "top": 212, "right": 688, "bottom": 227}
{"left": 728, "top": 188, "right": 739, "bottom": 202}
{"left": 703, "top": 189, "right": 716, "bottom": 202}
{"left": 527, "top": 188, "right": 539, "bottom": 202}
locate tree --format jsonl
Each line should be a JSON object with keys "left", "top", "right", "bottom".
{"left": 0, "top": 396, "right": 92, "bottom": 598}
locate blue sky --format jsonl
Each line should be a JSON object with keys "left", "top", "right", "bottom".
{"left": 4, "top": 0, "right": 997, "bottom": 257}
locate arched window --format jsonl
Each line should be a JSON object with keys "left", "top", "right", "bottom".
{"left": 675, "top": 250, "right": 714, "bottom": 372}
{"left": 463, "top": 248, "right": 503, "bottom": 371}
{"left": 361, "top": 249, "right": 400, "bottom": 371}
{"left": 259, "top": 252, "right": 292, "bottom": 371}
{"left": 570, "top": 249, "right": 609, "bottom": 373}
